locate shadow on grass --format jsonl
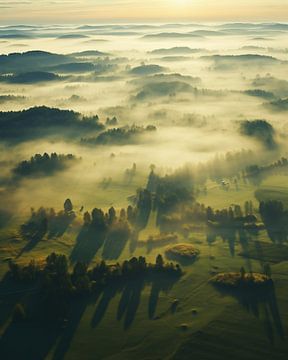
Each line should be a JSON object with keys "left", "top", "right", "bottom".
{"left": 0, "top": 288, "right": 102, "bottom": 360}
{"left": 0, "top": 274, "right": 26, "bottom": 329}
{"left": 0, "top": 291, "right": 62, "bottom": 360}
{"left": 0, "top": 320, "right": 62, "bottom": 360}
{"left": 70, "top": 225, "right": 106, "bottom": 264}
{"left": 238, "top": 228, "right": 253, "bottom": 272}
{"left": 148, "top": 274, "right": 178, "bottom": 319}
{"left": 17, "top": 212, "right": 75, "bottom": 258}
{"left": 90, "top": 284, "right": 119, "bottom": 328}
{"left": 206, "top": 227, "right": 237, "bottom": 257}
{"left": 214, "top": 282, "right": 284, "bottom": 345}
{"left": 17, "top": 220, "right": 47, "bottom": 258}
{"left": 52, "top": 290, "right": 102, "bottom": 360}
{"left": 47, "top": 212, "right": 75, "bottom": 239}
{"left": 117, "top": 278, "right": 144, "bottom": 329}
{"left": 91, "top": 274, "right": 180, "bottom": 330}
{"left": 0, "top": 274, "right": 180, "bottom": 358}
{"left": 129, "top": 229, "right": 139, "bottom": 254}
{"left": 102, "top": 230, "right": 129, "bottom": 260}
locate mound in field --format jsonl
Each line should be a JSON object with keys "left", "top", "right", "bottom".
{"left": 211, "top": 272, "right": 272, "bottom": 289}
{"left": 165, "top": 243, "right": 200, "bottom": 264}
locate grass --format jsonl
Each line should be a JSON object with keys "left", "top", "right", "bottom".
{"left": 172, "top": 304, "right": 288, "bottom": 360}
{"left": 1, "top": 221, "right": 287, "bottom": 359}
{"left": 199, "top": 175, "right": 288, "bottom": 211}
{"left": 256, "top": 175, "right": 288, "bottom": 208}
{"left": 1, "top": 174, "right": 288, "bottom": 359}
{"left": 198, "top": 179, "right": 256, "bottom": 209}
{"left": 239, "top": 241, "right": 288, "bottom": 264}
{"left": 138, "top": 210, "right": 159, "bottom": 241}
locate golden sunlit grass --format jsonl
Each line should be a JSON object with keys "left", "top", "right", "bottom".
{"left": 211, "top": 272, "right": 271, "bottom": 288}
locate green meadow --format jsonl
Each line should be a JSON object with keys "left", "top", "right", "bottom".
{"left": 1, "top": 174, "right": 288, "bottom": 360}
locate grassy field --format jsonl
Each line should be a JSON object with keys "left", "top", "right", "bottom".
{"left": 0, "top": 174, "right": 288, "bottom": 359}
{"left": 198, "top": 179, "right": 257, "bottom": 209}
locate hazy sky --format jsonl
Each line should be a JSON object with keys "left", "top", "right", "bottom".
{"left": 0, "top": 0, "right": 287, "bottom": 23}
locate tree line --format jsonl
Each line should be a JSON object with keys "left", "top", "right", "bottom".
{"left": 13, "top": 152, "right": 78, "bottom": 177}
{"left": 80, "top": 124, "right": 157, "bottom": 146}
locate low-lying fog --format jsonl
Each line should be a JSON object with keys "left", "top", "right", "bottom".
{"left": 1, "top": 22, "right": 288, "bottom": 220}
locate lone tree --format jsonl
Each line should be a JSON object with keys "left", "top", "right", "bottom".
{"left": 91, "top": 208, "right": 107, "bottom": 230}
{"left": 264, "top": 263, "right": 272, "bottom": 278}
{"left": 83, "top": 211, "right": 91, "bottom": 225}
{"left": 64, "top": 198, "right": 73, "bottom": 213}
{"left": 108, "top": 207, "right": 116, "bottom": 224}
{"left": 156, "top": 254, "right": 164, "bottom": 268}
{"left": 240, "top": 266, "right": 246, "bottom": 279}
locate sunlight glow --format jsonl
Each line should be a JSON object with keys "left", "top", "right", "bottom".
{"left": 0, "top": 0, "right": 287, "bottom": 22}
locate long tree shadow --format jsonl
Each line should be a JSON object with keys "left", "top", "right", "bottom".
{"left": 148, "top": 274, "right": 179, "bottom": 320}
{"left": 47, "top": 211, "right": 75, "bottom": 239}
{"left": 91, "top": 273, "right": 180, "bottom": 330}
{"left": 70, "top": 226, "right": 106, "bottom": 264}
{"left": 0, "top": 274, "right": 102, "bottom": 360}
{"left": 238, "top": 283, "right": 284, "bottom": 343}
{"left": 17, "top": 209, "right": 75, "bottom": 258}
{"left": 225, "top": 228, "right": 237, "bottom": 257}
{"left": 52, "top": 290, "right": 102, "bottom": 360}
{"left": 90, "top": 284, "right": 119, "bottom": 328}
{"left": 267, "top": 283, "right": 285, "bottom": 340}
{"left": 259, "top": 201, "right": 288, "bottom": 245}
{"left": 129, "top": 229, "right": 139, "bottom": 254}
{"left": 0, "top": 291, "right": 62, "bottom": 360}
{"left": 17, "top": 218, "right": 47, "bottom": 258}
{"left": 214, "top": 282, "right": 284, "bottom": 344}
{"left": 265, "top": 225, "right": 287, "bottom": 245}
{"left": 0, "top": 268, "right": 182, "bottom": 359}
{"left": 263, "top": 304, "right": 275, "bottom": 345}
{"left": 0, "top": 319, "right": 62, "bottom": 360}
{"left": 102, "top": 229, "right": 129, "bottom": 260}
{"left": 206, "top": 226, "right": 236, "bottom": 257}
{"left": 0, "top": 273, "right": 26, "bottom": 330}
{"left": 238, "top": 228, "right": 253, "bottom": 272}
{"left": 117, "top": 278, "right": 144, "bottom": 329}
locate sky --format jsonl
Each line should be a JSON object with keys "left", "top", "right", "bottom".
{"left": 0, "top": 0, "right": 287, "bottom": 23}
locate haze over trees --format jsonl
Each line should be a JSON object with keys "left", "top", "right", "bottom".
{"left": 0, "top": 106, "right": 104, "bottom": 142}
{"left": 240, "top": 119, "right": 277, "bottom": 149}
{"left": 13, "top": 153, "right": 78, "bottom": 177}
{"left": 80, "top": 125, "right": 157, "bottom": 146}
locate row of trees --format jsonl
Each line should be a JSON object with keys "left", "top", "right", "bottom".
{"left": 245, "top": 157, "right": 288, "bottom": 185}
{"left": 8, "top": 252, "right": 183, "bottom": 294}
{"left": 207, "top": 202, "right": 256, "bottom": 225}
{"left": 159, "top": 201, "right": 257, "bottom": 233}
{"left": 20, "top": 199, "right": 75, "bottom": 243}
{"left": 80, "top": 124, "right": 157, "bottom": 146}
